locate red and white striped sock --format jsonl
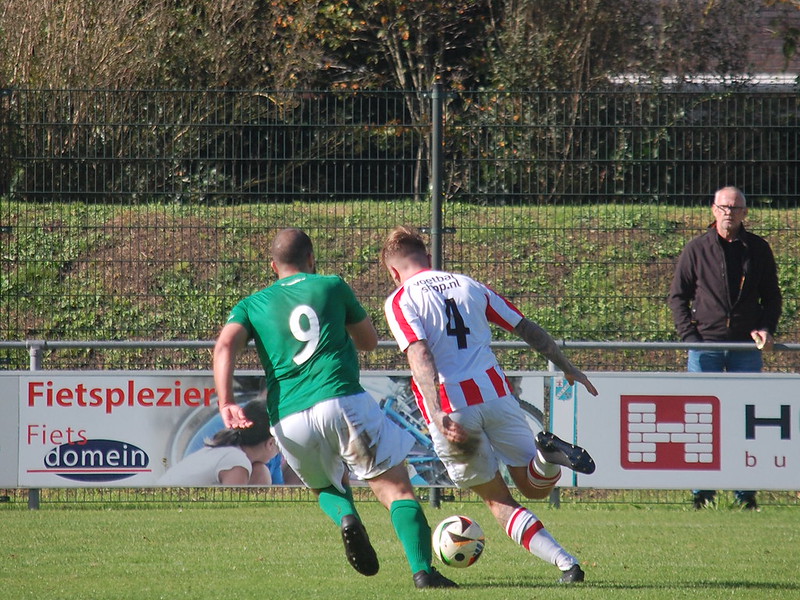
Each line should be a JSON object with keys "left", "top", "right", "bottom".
{"left": 527, "top": 451, "right": 561, "bottom": 492}
{"left": 505, "top": 507, "right": 577, "bottom": 570}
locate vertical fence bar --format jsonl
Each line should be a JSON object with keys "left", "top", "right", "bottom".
{"left": 27, "top": 341, "right": 43, "bottom": 509}
{"left": 430, "top": 83, "right": 444, "bottom": 269}
{"left": 28, "top": 341, "right": 43, "bottom": 371}
{"left": 546, "top": 359, "right": 560, "bottom": 507}
{"left": 428, "top": 84, "right": 444, "bottom": 509}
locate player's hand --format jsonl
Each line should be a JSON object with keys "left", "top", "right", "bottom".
{"left": 219, "top": 401, "right": 252, "bottom": 429}
{"left": 433, "top": 413, "right": 469, "bottom": 444}
{"left": 750, "top": 329, "right": 773, "bottom": 351}
{"left": 565, "top": 369, "right": 599, "bottom": 397}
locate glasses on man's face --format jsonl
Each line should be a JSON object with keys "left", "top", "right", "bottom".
{"left": 713, "top": 203, "right": 745, "bottom": 214}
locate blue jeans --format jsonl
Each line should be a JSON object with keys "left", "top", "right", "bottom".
{"left": 687, "top": 349, "right": 763, "bottom": 374}
{"left": 688, "top": 348, "right": 762, "bottom": 503}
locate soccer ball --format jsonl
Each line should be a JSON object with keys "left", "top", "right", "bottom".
{"left": 432, "top": 515, "right": 485, "bottom": 568}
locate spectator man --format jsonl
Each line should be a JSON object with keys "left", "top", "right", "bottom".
{"left": 668, "top": 186, "right": 782, "bottom": 510}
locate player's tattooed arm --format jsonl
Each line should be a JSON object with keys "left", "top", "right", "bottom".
{"left": 406, "top": 340, "right": 469, "bottom": 443}
{"left": 514, "top": 318, "right": 599, "bottom": 396}
{"left": 513, "top": 317, "right": 570, "bottom": 367}
{"left": 406, "top": 340, "right": 445, "bottom": 414}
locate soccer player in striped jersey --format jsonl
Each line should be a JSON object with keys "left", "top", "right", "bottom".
{"left": 382, "top": 226, "right": 599, "bottom": 584}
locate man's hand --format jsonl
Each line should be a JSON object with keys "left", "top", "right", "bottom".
{"left": 751, "top": 329, "right": 774, "bottom": 351}
{"left": 431, "top": 412, "right": 469, "bottom": 444}
{"left": 564, "top": 368, "right": 599, "bottom": 397}
{"left": 405, "top": 340, "right": 470, "bottom": 443}
{"left": 219, "top": 401, "right": 252, "bottom": 429}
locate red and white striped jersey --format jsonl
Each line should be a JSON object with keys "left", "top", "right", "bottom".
{"left": 384, "top": 269, "right": 524, "bottom": 418}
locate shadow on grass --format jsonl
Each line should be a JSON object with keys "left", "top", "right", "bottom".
{"left": 461, "top": 577, "right": 800, "bottom": 592}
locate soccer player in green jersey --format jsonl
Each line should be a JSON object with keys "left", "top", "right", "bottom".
{"left": 213, "top": 228, "right": 455, "bottom": 589}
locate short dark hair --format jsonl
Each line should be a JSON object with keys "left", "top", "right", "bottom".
{"left": 271, "top": 228, "right": 313, "bottom": 269}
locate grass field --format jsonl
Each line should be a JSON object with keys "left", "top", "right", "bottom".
{"left": 1, "top": 500, "right": 798, "bottom": 600}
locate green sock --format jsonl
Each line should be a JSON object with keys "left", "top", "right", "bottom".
{"left": 390, "top": 499, "right": 432, "bottom": 574}
{"left": 317, "top": 485, "right": 358, "bottom": 527}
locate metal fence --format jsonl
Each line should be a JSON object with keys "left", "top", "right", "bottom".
{"left": 1, "top": 486, "right": 798, "bottom": 510}
{"left": 2, "top": 88, "right": 799, "bottom": 372}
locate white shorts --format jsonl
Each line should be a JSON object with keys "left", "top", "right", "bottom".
{"left": 429, "top": 393, "right": 538, "bottom": 488}
{"left": 272, "top": 391, "right": 415, "bottom": 492}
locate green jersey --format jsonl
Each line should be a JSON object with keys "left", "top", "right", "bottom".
{"left": 226, "top": 273, "right": 367, "bottom": 425}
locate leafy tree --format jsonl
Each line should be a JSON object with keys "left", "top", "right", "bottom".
{"left": 1, "top": 0, "right": 789, "bottom": 91}
{"left": 0, "top": 0, "right": 327, "bottom": 89}
{"left": 637, "top": 0, "right": 757, "bottom": 81}
{"left": 161, "top": 0, "right": 327, "bottom": 89}
{"left": 310, "top": 1, "right": 497, "bottom": 199}
{"left": 314, "top": 0, "right": 493, "bottom": 91}
{"left": 485, "top": 0, "right": 766, "bottom": 91}
{"left": 762, "top": 0, "right": 800, "bottom": 69}
{"left": 486, "top": 0, "right": 649, "bottom": 91}
{"left": 0, "top": 0, "right": 172, "bottom": 88}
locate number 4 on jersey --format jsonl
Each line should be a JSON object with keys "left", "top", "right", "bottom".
{"left": 444, "top": 298, "right": 470, "bottom": 349}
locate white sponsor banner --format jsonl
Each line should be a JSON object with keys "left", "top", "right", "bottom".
{"left": 0, "top": 375, "right": 19, "bottom": 487}
{"left": 551, "top": 373, "right": 800, "bottom": 490}
{"left": 16, "top": 372, "right": 220, "bottom": 487}
{"left": 0, "top": 371, "right": 545, "bottom": 488}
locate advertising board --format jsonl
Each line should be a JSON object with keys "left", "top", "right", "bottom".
{"left": 0, "top": 371, "right": 544, "bottom": 488}
{"left": 550, "top": 372, "right": 800, "bottom": 490}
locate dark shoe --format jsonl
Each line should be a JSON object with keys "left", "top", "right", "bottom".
{"left": 341, "top": 514, "right": 379, "bottom": 576}
{"left": 692, "top": 491, "right": 716, "bottom": 510}
{"left": 413, "top": 566, "right": 458, "bottom": 589}
{"left": 737, "top": 495, "right": 759, "bottom": 511}
{"left": 558, "top": 564, "right": 585, "bottom": 583}
{"left": 535, "top": 431, "right": 596, "bottom": 475}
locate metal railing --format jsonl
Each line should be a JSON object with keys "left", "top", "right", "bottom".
{"left": 3, "top": 339, "right": 800, "bottom": 373}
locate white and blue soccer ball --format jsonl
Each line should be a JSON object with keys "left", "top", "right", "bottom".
{"left": 432, "top": 515, "right": 485, "bottom": 568}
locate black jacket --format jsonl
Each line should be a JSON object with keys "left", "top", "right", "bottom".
{"left": 668, "top": 225, "right": 782, "bottom": 342}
